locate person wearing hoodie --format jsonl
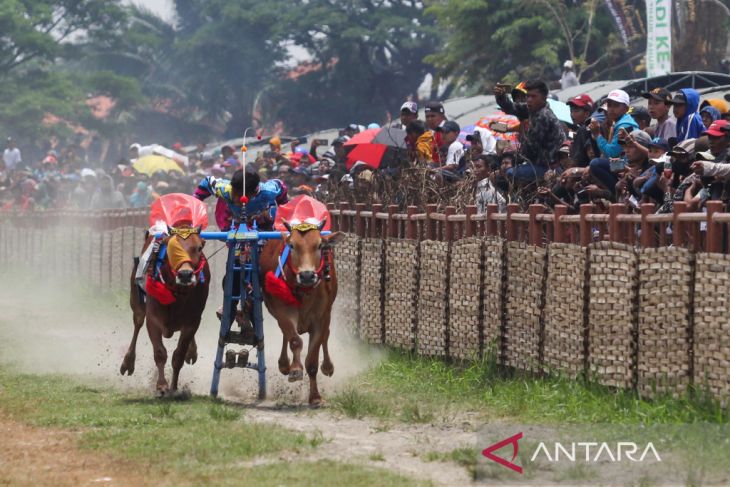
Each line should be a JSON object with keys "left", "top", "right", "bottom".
{"left": 700, "top": 105, "right": 721, "bottom": 130}
{"left": 672, "top": 88, "right": 705, "bottom": 142}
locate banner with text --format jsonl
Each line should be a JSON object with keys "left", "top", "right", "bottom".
{"left": 646, "top": 0, "right": 672, "bottom": 77}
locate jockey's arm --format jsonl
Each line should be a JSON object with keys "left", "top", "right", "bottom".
{"left": 193, "top": 176, "right": 217, "bottom": 201}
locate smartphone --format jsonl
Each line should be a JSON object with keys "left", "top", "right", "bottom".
{"left": 314, "top": 139, "right": 329, "bottom": 146}
{"left": 496, "top": 83, "right": 513, "bottom": 92}
{"left": 609, "top": 158, "right": 626, "bottom": 172}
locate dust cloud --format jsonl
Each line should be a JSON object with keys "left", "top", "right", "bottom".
{"left": 0, "top": 261, "right": 383, "bottom": 403}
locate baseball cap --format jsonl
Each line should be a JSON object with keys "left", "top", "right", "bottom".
{"left": 333, "top": 135, "right": 350, "bottom": 146}
{"left": 400, "top": 101, "right": 418, "bottom": 114}
{"left": 671, "top": 92, "right": 687, "bottom": 104}
{"left": 630, "top": 106, "right": 651, "bottom": 123}
{"left": 641, "top": 87, "right": 672, "bottom": 103}
{"left": 567, "top": 94, "right": 594, "bottom": 109}
{"left": 630, "top": 130, "right": 652, "bottom": 149}
{"left": 563, "top": 60, "right": 574, "bottom": 69}
{"left": 424, "top": 101, "right": 445, "bottom": 114}
{"left": 649, "top": 137, "right": 669, "bottom": 152}
{"left": 512, "top": 82, "right": 527, "bottom": 96}
{"left": 437, "top": 120, "right": 460, "bottom": 133}
{"left": 670, "top": 138, "right": 715, "bottom": 161}
{"left": 703, "top": 120, "right": 729, "bottom": 137}
{"left": 606, "top": 89, "right": 630, "bottom": 106}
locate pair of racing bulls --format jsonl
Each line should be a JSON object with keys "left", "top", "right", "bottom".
{"left": 119, "top": 218, "right": 343, "bottom": 406}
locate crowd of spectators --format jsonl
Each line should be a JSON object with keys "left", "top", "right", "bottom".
{"left": 2, "top": 75, "right": 730, "bottom": 218}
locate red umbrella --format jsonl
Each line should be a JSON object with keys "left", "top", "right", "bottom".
{"left": 345, "top": 143, "right": 388, "bottom": 170}
{"left": 343, "top": 128, "right": 379, "bottom": 147}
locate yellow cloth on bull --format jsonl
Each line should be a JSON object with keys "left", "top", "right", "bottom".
{"left": 167, "top": 236, "right": 193, "bottom": 271}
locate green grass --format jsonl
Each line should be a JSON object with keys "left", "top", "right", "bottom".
{"left": 422, "top": 447, "right": 479, "bottom": 478}
{"left": 331, "top": 349, "right": 730, "bottom": 425}
{"left": 0, "top": 367, "right": 427, "bottom": 486}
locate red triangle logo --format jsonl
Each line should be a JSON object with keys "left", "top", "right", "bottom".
{"left": 482, "top": 432, "right": 523, "bottom": 474}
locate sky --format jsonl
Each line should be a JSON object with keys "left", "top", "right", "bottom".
{"left": 126, "top": 0, "right": 175, "bottom": 22}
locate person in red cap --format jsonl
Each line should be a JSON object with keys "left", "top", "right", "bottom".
{"left": 566, "top": 94, "right": 595, "bottom": 167}
{"left": 704, "top": 120, "right": 730, "bottom": 162}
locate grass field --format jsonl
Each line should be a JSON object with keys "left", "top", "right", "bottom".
{"left": 0, "top": 367, "right": 429, "bottom": 486}
{"left": 331, "top": 349, "right": 729, "bottom": 425}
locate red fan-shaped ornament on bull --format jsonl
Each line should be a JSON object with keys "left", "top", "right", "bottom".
{"left": 274, "top": 195, "right": 331, "bottom": 231}
{"left": 149, "top": 193, "right": 209, "bottom": 229}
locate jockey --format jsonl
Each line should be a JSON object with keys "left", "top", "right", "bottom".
{"left": 193, "top": 169, "right": 288, "bottom": 231}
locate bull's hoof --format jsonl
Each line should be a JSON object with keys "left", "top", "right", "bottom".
{"left": 120, "top": 354, "right": 135, "bottom": 376}
{"left": 156, "top": 384, "right": 170, "bottom": 397}
{"left": 321, "top": 361, "right": 334, "bottom": 377}
{"left": 288, "top": 369, "right": 304, "bottom": 382}
{"left": 309, "top": 395, "right": 325, "bottom": 408}
{"left": 185, "top": 343, "right": 197, "bottom": 365}
{"left": 278, "top": 361, "right": 290, "bottom": 376}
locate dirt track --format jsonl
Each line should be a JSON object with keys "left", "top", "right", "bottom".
{"left": 0, "top": 278, "right": 474, "bottom": 486}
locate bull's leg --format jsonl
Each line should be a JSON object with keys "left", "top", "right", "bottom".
{"left": 305, "top": 329, "right": 325, "bottom": 406}
{"left": 171, "top": 324, "right": 198, "bottom": 391}
{"left": 276, "top": 318, "right": 304, "bottom": 382}
{"left": 146, "top": 316, "right": 169, "bottom": 394}
{"left": 120, "top": 307, "right": 145, "bottom": 376}
{"left": 278, "top": 335, "right": 290, "bottom": 375}
{"left": 184, "top": 337, "right": 197, "bottom": 365}
{"left": 320, "top": 325, "right": 334, "bottom": 377}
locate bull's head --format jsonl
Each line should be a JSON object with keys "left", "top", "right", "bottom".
{"left": 165, "top": 224, "right": 205, "bottom": 286}
{"left": 282, "top": 218, "right": 344, "bottom": 287}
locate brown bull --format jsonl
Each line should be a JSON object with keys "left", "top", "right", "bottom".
{"left": 121, "top": 225, "right": 210, "bottom": 394}
{"left": 260, "top": 220, "right": 344, "bottom": 406}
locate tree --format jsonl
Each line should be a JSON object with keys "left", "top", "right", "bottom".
{"left": 263, "top": 0, "right": 439, "bottom": 134}
{"left": 0, "top": 0, "right": 125, "bottom": 75}
{"left": 172, "top": 0, "right": 289, "bottom": 137}
{"left": 425, "top": 0, "right": 642, "bottom": 92}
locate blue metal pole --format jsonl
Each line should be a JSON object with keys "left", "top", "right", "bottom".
{"left": 251, "top": 241, "right": 266, "bottom": 400}
{"left": 210, "top": 239, "right": 238, "bottom": 397}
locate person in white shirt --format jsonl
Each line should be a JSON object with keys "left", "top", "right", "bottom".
{"left": 473, "top": 154, "right": 506, "bottom": 213}
{"left": 465, "top": 127, "right": 497, "bottom": 155}
{"left": 3, "top": 137, "right": 21, "bottom": 171}
{"left": 438, "top": 121, "right": 464, "bottom": 171}
{"left": 560, "top": 60, "right": 579, "bottom": 90}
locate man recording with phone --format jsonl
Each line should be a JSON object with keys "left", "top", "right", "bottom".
{"left": 492, "top": 80, "right": 565, "bottom": 184}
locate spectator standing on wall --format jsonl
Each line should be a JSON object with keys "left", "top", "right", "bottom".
{"left": 560, "top": 60, "right": 579, "bottom": 90}
{"left": 3, "top": 137, "right": 21, "bottom": 171}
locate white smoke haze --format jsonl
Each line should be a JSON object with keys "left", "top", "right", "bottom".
{"left": 0, "top": 247, "right": 382, "bottom": 404}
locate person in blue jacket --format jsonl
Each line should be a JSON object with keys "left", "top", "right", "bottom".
{"left": 586, "top": 90, "right": 639, "bottom": 198}
{"left": 673, "top": 88, "right": 706, "bottom": 142}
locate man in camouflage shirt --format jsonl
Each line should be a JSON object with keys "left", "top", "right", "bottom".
{"left": 494, "top": 80, "right": 565, "bottom": 184}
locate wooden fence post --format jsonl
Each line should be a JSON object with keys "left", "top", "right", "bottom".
{"left": 355, "top": 203, "right": 366, "bottom": 237}
{"left": 506, "top": 203, "right": 518, "bottom": 242}
{"left": 406, "top": 206, "right": 417, "bottom": 240}
{"left": 465, "top": 205, "right": 476, "bottom": 238}
{"left": 640, "top": 203, "right": 656, "bottom": 248}
{"left": 579, "top": 203, "right": 593, "bottom": 246}
{"left": 609, "top": 204, "right": 627, "bottom": 244}
{"left": 672, "top": 201, "right": 687, "bottom": 248}
{"left": 528, "top": 204, "right": 545, "bottom": 246}
{"left": 387, "top": 204, "right": 398, "bottom": 238}
{"left": 554, "top": 205, "right": 567, "bottom": 243}
{"left": 486, "top": 204, "right": 498, "bottom": 237}
{"left": 371, "top": 203, "right": 382, "bottom": 239}
{"left": 445, "top": 206, "right": 455, "bottom": 242}
{"left": 706, "top": 200, "right": 723, "bottom": 253}
{"left": 426, "top": 204, "right": 437, "bottom": 241}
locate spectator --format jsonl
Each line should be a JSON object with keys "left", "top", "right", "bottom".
{"left": 614, "top": 130, "right": 652, "bottom": 204}
{"left": 566, "top": 94, "right": 595, "bottom": 167}
{"left": 641, "top": 88, "right": 677, "bottom": 141}
{"left": 560, "top": 60, "right": 579, "bottom": 90}
{"left": 425, "top": 101, "right": 446, "bottom": 164}
{"left": 466, "top": 127, "right": 497, "bottom": 156}
{"left": 511, "top": 82, "right": 528, "bottom": 104}
{"left": 473, "top": 154, "right": 506, "bottom": 213}
{"left": 3, "top": 137, "right": 21, "bottom": 172}
{"left": 700, "top": 106, "right": 721, "bottom": 130}
{"left": 90, "top": 175, "right": 127, "bottom": 209}
{"left": 129, "top": 181, "right": 153, "bottom": 208}
{"left": 494, "top": 80, "right": 565, "bottom": 183}
{"left": 405, "top": 120, "right": 434, "bottom": 165}
{"left": 672, "top": 88, "right": 705, "bottom": 142}
{"left": 657, "top": 138, "right": 714, "bottom": 213}
{"left": 590, "top": 89, "right": 638, "bottom": 159}
{"left": 392, "top": 101, "right": 418, "bottom": 130}
{"left": 436, "top": 121, "right": 464, "bottom": 176}
{"left": 630, "top": 106, "right": 652, "bottom": 131}
{"left": 694, "top": 121, "right": 730, "bottom": 165}
{"left": 269, "top": 136, "right": 282, "bottom": 155}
